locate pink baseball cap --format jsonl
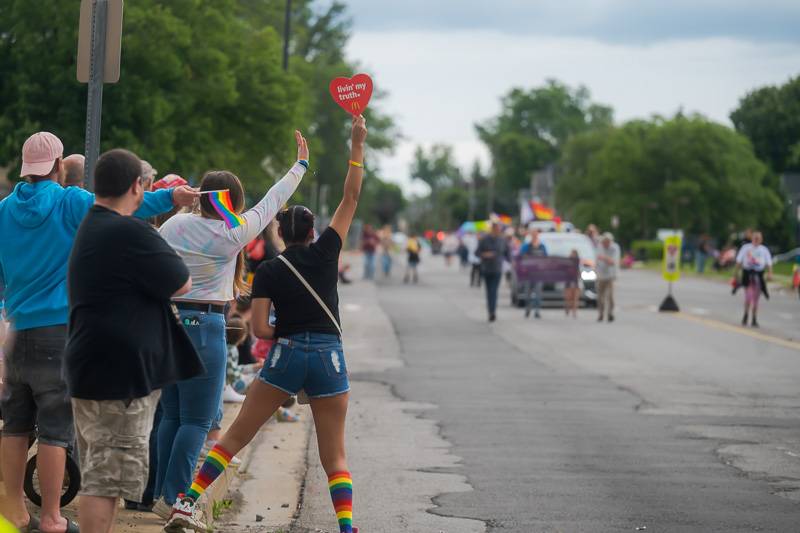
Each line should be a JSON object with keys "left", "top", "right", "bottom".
{"left": 152, "top": 173, "right": 188, "bottom": 190}
{"left": 21, "top": 132, "right": 64, "bottom": 177}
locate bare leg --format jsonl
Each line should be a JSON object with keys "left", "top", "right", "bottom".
{"left": 37, "top": 444, "right": 69, "bottom": 533}
{"left": 216, "top": 380, "right": 289, "bottom": 457}
{"left": 78, "top": 495, "right": 117, "bottom": 533}
{"left": 0, "top": 435, "right": 30, "bottom": 528}
{"left": 309, "top": 393, "right": 349, "bottom": 476}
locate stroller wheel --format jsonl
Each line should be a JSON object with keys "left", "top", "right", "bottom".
{"left": 24, "top": 452, "right": 81, "bottom": 507}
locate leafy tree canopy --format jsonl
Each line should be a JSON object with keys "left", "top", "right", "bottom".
{"left": 0, "top": 0, "right": 400, "bottom": 223}
{"left": 556, "top": 114, "right": 784, "bottom": 244}
{"left": 476, "top": 79, "right": 612, "bottom": 195}
{"left": 731, "top": 75, "right": 800, "bottom": 174}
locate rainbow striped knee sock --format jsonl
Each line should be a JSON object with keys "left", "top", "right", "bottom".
{"left": 186, "top": 444, "right": 232, "bottom": 501}
{"left": 328, "top": 470, "right": 353, "bottom": 533}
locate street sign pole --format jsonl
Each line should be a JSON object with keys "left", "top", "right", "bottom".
{"left": 83, "top": 0, "right": 108, "bottom": 192}
{"left": 659, "top": 233, "right": 681, "bottom": 312}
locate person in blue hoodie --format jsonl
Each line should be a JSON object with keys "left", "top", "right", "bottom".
{"left": 0, "top": 132, "right": 198, "bottom": 533}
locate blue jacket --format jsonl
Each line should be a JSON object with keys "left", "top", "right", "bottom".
{"left": 0, "top": 181, "right": 175, "bottom": 330}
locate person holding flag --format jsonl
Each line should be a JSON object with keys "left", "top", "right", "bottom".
{"left": 152, "top": 129, "right": 310, "bottom": 517}
{"left": 163, "top": 115, "right": 366, "bottom": 533}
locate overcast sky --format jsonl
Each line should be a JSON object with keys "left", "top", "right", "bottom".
{"left": 337, "top": 0, "right": 800, "bottom": 194}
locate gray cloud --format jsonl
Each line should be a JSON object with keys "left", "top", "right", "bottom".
{"left": 337, "top": 0, "right": 800, "bottom": 44}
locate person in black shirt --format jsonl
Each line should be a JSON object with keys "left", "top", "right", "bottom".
{"left": 169, "top": 116, "right": 367, "bottom": 533}
{"left": 65, "top": 149, "right": 202, "bottom": 533}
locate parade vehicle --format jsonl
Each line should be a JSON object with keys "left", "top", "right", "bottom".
{"left": 510, "top": 232, "right": 598, "bottom": 307}
{"left": 527, "top": 220, "right": 576, "bottom": 233}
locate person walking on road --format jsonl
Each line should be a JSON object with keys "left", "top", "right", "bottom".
{"left": 153, "top": 130, "right": 309, "bottom": 517}
{"left": 65, "top": 149, "right": 203, "bottom": 533}
{"left": 361, "top": 224, "right": 379, "bottom": 280}
{"left": 404, "top": 234, "right": 422, "bottom": 284}
{"left": 733, "top": 231, "right": 772, "bottom": 328}
{"left": 564, "top": 249, "right": 581, "bottom": 318}
{"left": 162, "top": 115, "right": 367, "bottom": 533}
{"left": 463, "top": 231, "right": 481, "bottom": 287}
{"left": 379, "top": 225, "right": 394, "bottom": 278}
{"left": 596, "top": 232, "right": 621, "bottom": 322}
{"left": 520, "top": 229, "right": 547, "bottom": 319}
{"left": 0, "top": 132, "right": 194, "bottom": 533}
{"left": 478, "top": 222, "right": 510, "bottom": 322}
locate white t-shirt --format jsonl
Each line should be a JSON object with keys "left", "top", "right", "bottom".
{"left": 462, "top": 233, "right": 480, "bottom": 265}
{"left": 736, "top": 243, "right": 772, "bottom": 272}
{"left": 159, "top": 162, "right": 306, "bottom": 302}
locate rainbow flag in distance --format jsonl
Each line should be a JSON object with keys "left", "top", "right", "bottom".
{"left": 531, "top": 201, "right": 555, "bottom": 221}
{"left": 208, "top": 190, "right": 245, "bottom": 229}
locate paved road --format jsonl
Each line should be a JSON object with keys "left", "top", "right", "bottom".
{"left": 365, "top": 259, "right": 800, "bottom": 532}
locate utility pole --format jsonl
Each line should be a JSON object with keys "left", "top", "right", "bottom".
{"left": 468, "top": 177, "right": 476, "bottom": 220}
{"left": 282, "top": 0, "right": 292, "bottom": 71}
{"left": 487, "top": 175, "right": 495, "bottom": 215}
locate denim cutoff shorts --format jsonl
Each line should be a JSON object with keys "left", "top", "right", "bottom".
{"left": 258, "top": 332, "right": 349, "bottom": 399}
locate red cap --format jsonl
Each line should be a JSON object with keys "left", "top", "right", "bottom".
{"left": 152, "top": 174, "right": 187, "bottom": 190}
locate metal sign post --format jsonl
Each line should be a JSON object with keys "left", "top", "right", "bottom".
{"left": 83, "top": 0, "right": 107, "bottom": 192}
{"left": 77, "top": 0, "right": 123, "bottom": 191}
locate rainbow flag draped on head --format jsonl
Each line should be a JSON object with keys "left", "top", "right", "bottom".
{"left": 207, "top": 190, "right": 245, "bottom": 229}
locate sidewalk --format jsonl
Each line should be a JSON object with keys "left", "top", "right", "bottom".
{"left": 291, "top": 275, "right": 486, "bottom": 533}
{"left": 0, "top": 400, "right": 311, "bottom": 533}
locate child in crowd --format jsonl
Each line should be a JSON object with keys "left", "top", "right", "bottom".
{"left": 404, "top": 234, "right": 421, "bottom": 284}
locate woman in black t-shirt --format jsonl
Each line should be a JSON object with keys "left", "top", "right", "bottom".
{"left": 173, "top": 116, "right": 367, "bottom": 533}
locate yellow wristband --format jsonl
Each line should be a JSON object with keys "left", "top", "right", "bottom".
{"left": 349, "top": 160, "right": 364, "bottom": 168}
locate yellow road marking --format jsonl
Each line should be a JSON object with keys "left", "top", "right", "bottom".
{"left": 673, "top": 312, "right": 800, "bottom": 352}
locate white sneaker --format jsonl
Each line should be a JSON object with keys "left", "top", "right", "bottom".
{"left": 222, "top": 384, "right": 245, "bottom": 403}
{"left": 163, "top": 496, "right": 206, "bottom": 532}
{"left": 152, "top": 497, "right": 173, "bottom": 520}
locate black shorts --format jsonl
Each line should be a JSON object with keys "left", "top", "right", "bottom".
{"left": 1, "top": 325, "right": 74, "bottom": 448}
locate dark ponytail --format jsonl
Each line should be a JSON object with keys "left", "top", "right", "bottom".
{"left": 277, "top": 205, "right": 315, "bottom": 245}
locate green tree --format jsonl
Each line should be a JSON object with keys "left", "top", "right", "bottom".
{"left": 360, "top": 177, "right": 406, "bottom": 226}
{"left": 409, "top": 144, "right": 463, "bottom": 191}
{"left": 0, "top": 0, "right": 305, "bottom": 192}
{"left": 556, "top": 114, "right": 784, "bottom": 245}
{"left": 476, "top": 79, "right": 612, "bottom": 196}
{"left": 409, "top": 144, "right": 465, "bottom": 229}
{"left": 287, "top": 1, "right": 399, "bottom": 215}
{"left": 0, "top": 0, "right": 400, "bottom": 216}
{"left": 731, "top": 75, "right": 800, "bottom": 173}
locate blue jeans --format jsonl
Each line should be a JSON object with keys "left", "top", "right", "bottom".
{"left": 695, "top": 251, "right": 707, "bottom": 273}
{"left": 155, "top": 310, "right": 226, "bottom": 504}
{"left": 381, "top": 252, "right": 392, "bottom": 277}
{"left": 363, "top": 252, "right": 376, "bottom": 279}
{"left": 484, "top": 272, "right": 502, "bottom": 316}
{"left": 259, "top": 332, "right": 349, "bottom": 399}
{"left": 525, "top": 281, "right": 542, "bottom": 314}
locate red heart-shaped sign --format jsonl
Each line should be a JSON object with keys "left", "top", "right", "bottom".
{"left": 329, "top": 73, "right": 373, "bottom": 115}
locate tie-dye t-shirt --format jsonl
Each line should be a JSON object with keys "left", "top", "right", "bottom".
{"left": 159, "top": 162, "right": 306, "bottom": 302}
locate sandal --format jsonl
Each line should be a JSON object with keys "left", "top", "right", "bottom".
{"left": 32, "top": 518, "right": 80, "bottom": 533}
{"left": 18, "top": 516, "right": 40, "bottom": 533}
{"left": 276, "top": 407, "right": 299, "bottom": 422}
